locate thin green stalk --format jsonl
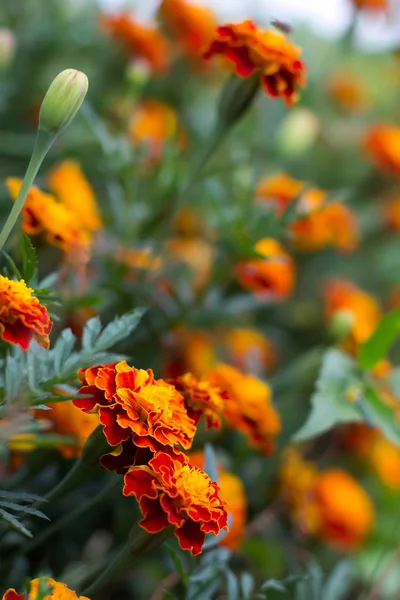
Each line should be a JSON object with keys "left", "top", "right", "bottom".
{"left": 0, "top": 129, "right": 54, "bottom": 252}
{"left": 23, "top": 476, "right": 120, "bottom": 554}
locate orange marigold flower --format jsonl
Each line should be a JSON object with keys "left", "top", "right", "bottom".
{"left": 222, "top": 327, "right": 277, "bottom": 373}
{"left": 123, "top": 450, "right": 228, "bottom": 555}
{"left": 206, "top": 363, "right": 280, "bottom": 454}
{"left": 204, "top": 20, "right": 306, "bottom": 106}
{"left": 2, "top": 577, "right": 90, "bottom": 600}
{"left": 129, "top": 100, "right": 180, "bottom": 157}
{"left": 235, "top": 238, "right": 295, "bottom": 299}
{"left": 364, "top": 124, "right": 400, "bottom": 177}
{"left": 189, "top": 450, "right": 247, "bottom": 550}
{"left": 46, "top": 161, "right": 102, "bottom": 232}
{"left": 159, "top": 0, "right": 217, "bottom": 58}
{"left": 73, "top": 362, "right": 196, "bottom": 473}
{"left": 6, "top": 178, "right": 91, "bottom": 254}
{"left": 384, "top": 195, "right": 400, "bottom": 231}
{"left": 323, "top": 279, "right": 381, "bottom": 347}
{"left": 311, "top": 469, "right": 374, "bottom": 550}
{"left": 101, "top": 12, "right": 170, "bottom": 73}
{"left": 167, "top": 372, "right": 225, "bottom": 430}
{"left": 255, "top": 172, "right": 305, "bottom": 213}
{"left": 0, "top": 275, "right": 52, "bottom": 350}
{"left": 351, "top": 0, "right": 388, "bottom": 11}
{"left": 279, "top": 449, "right": 374, "bottom": 550}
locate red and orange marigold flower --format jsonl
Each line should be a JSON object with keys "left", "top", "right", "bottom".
{"left": 123, "top": 450, "right": 228, "bottom": 555}
{"left": 204, "top": 20, "right": 306, "bottom": 106}
{"left": 2, "top": 577, "right": 90, "bottom": 600}
{"left": 73, "top": 361, "right": 196, "bottom": 473}
{"left": 364, "top": 124, "right": 400, "bottom": 177}
{"left": 167, "top": 372, "right": 225, "bottom": 430}
{"left": 235, "top": 238, "right": 295, "bottom": 299}
{"left": 206, "top": 363, "right": 281, "bottom": 454}
{"left": 159, "top": 0, "right": 217, "bottom": 58}
{"left": 101, "top": 12, "right": 170, "bottom": 73}
{"left": 0, "top": 276, "right": 52, "bottom": 350}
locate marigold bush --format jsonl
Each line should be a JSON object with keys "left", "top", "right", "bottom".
{"left": 2, "top": 0, "right": 400, "bottom": 598}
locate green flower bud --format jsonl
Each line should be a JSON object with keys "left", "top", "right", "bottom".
{"left": 329, "top": 309, "right": 355, "bottom": 341}
{"left": 218, "top": 73, "right": 260, "bottom": 128}
{"left": 39, "top": 68, "right": 89, "bottom": 136}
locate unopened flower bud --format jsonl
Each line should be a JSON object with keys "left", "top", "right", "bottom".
{"left": 328, "top": 309, "right": 355, "bottom": 341}
{"left": 39, "top": 68, "right": 89, "bottom": 136}
{"left": 0, "top": 28, "right": 16, "bottom": 69}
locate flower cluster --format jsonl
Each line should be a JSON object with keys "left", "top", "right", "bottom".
{"left": 0, "top": 275, "right": 52, "bottom": 350}
{"left": 280, "top": 449, "right": 374, "bottom": 550}
{"left": 73, "top": 361, "right": 228, "bottom": 554}
{"left": 204, "top": 20, "right": 306, "bottom": 105}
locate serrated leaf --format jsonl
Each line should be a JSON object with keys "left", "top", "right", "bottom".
{"left": 21, "top": 234, "right": 37, "bottom": 284}
{"left": 94, "top": 308, "right": 145, "bottom": 351}
{"left": 53, "top": 329, "right": 77, "bottom": 376}
{"left": 0, "top": 491, "right": 45, "bottom": 503}
{"left": 359, "top": 309, "right": 400, "bottom": 370}
{"left": 0, "top": 508, "right": 33, "bottom": 538}
{"left": 293, "top": 349, "right": 361, "bottom": 442}
{"left": 0, "top": 500, "right": 50, "bottom": 520}
{"left": 82, "top": 317, "right": 102, "bottom": 351}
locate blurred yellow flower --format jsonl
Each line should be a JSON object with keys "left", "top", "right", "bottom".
{"left": 2, "top": 577, "right": 90, "bottom": 600}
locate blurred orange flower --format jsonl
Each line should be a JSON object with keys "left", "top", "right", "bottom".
{"left": 235, "top": 238, "right": 295, "bottom": 299}
{"left": 166, "top": 237, "right": 214, "bottom": 289}
{"left": 159, "top": 0, "right": 217, "bottom": 58}
{"left": 206, "top": 363, "right": 280, "bottom": 454}
{"left": 364, "top": 124, "right": 400, "bottom": 177}
{"left": 6, "top": 178, "right": 91, "bottom": 255}
{"left": 256, "top": 173, "right": 359, "bottom": 253}
{"left": 0, "top": 275, "right": 52, "bottom": 350}
{"left": 326, "top": 69, "right": 369, "bottom": 112}
{"left": 2, "top": 577, "right": 90, "bottom": 600}
{"left": 101, "top": 12, "right": 170, "bottom": 73}
{"left": 323, "top": 279, "right": 381, "bottom": 347}
{"left": 74, "top": 362, "right": 196, "bottom": 472}
{"left": 345, "top": 424, "right": 400, "bottom": 491}
{"left": 280, "top": 449, "right": 374, "bottom": 550}
{"left": 351, "top": 0, "right": 388, "bottom": 11}
{"left": 222, "top": 327, "right": 277, "bottom": 373}
{"left": 123, "top": 450, "right": 228, "bottom": 555}
{"left": 129, "top": 100, "right": 181, "bottom": 157}
{"left": 167, "top": 372, "right": 225, "bottom": 430}
{"left": 46, "top": 161, "right": 102, "bottom": 232}
{"left": 189, "top": 451, "right": 247, "bottom": 549}
{"left": 204, "top": 20, "right": 306, "bottom": 105}
{"left": 44, "top": 398, "right": 99, "bottom": 458}
{"left": 116, "top": 246, "right": 162, "bottom": 275}
{"left": 384, "top": 195, "right": 400, "bottom": 230}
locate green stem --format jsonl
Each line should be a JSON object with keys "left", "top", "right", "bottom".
{"left": 0, "top": 129, "right": 54, "bottom": 252}
{"left": 24, "top": 476, "right": 120, "bottom": 554}
{"left": 82, "top": 526, "right": 171, "bottom": 596}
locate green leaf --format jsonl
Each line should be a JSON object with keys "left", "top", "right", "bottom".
{"left": 241, "top": 572, "right": 255, "bottom": 600}
{"left": 21, "top": 234, "right": 37, "bottom": 284}
{"left": 322, "top": 560, "right": 354, "bottom": 600}
{"left": 361, "top": 384, "right": 400, "bottom": 446}
{"left": 94, "top": 308, "right": 145, "bottom": 351}
{"left": 293, "top": 349, "right": 361, "bottom": 442}
{"left": 82, "top": 316, "right": 102, "bottom": 351}
{"left": 52, "top": 329, "right": 77, "bottom": 377}
{"left": 0, "top": 508, "right": 33, "bottom": 538}
{"left": 358, "top": 309, "right": 400, "bottom": 370}
{"left": 226, "top": 569, "right": 240, "bottom": 600}
{"left": 165, "top": 543, "right": 188, "bottom": 592}
{"left": 0, "top": 491, "right": 45, "bottom": 503}
{"left": 1, "top": 251, "right": 22, "bottom": 280}
{"left": 0, "top": 500, "right": 50, "bottom": 520}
